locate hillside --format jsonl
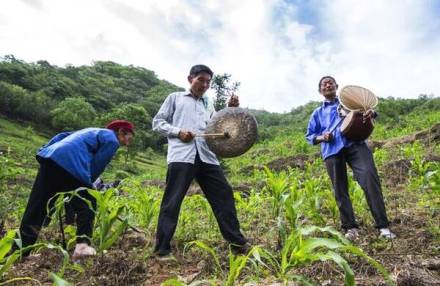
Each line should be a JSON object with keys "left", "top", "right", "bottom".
{"left": 1, "top": 57, "right": 440, "bottom": 285}
{"left": 1, "top": 96, "right": 439, "bottom": 285}
{"left": 0, "top": 55, "right": 182, "bottom": 152}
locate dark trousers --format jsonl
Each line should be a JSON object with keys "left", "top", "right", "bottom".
{"left": 325, "top": 143, "right": 389, "bottom": 229}
{"left": 18, "top": 158, "right": 96, "bottom": 248}
{"left": 155, "top": 154, "right": 247, "bottom": 253}
{"left": 45, "top": 195, "right": 76, "bottom": 226}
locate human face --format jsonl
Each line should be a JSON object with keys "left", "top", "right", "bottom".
{"left": 188, "top": 72, "right": 211, "bottom": 98}
{"left": 117, "top": 130, "right": 134, "bottom": 146}
{"left": 319, "top": 77, "right": 338, "bottom": 99}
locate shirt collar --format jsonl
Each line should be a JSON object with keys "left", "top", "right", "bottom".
{"left": 185, "top": 90, "right": 209, "bottom": 107}
{"left": 322, "top": 97, "right": 339, "bottom": 107}
{"left": 185, "top": 90, "right": 203, "bottom": 99}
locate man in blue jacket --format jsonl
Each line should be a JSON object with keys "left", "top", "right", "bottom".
{"left": 306, "top": 76, "right": 395, "bottom": 240}
{"left": 14, "top": 120, "right": 134, "bottom": 258}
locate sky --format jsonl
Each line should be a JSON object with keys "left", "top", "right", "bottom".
{"left": 1, "top": 0, "right": 439, "bottom": 112}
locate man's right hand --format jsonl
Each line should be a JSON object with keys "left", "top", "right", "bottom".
{"left": 316, "top": 132, "right": 333, "bottom": 143}
{"left": 178, "top": 129, "right": 195, "bottom": 142}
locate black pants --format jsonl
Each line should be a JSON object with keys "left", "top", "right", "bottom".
{"left": 18, "top": 158, "right": 96, "bottom": 248}
{"left": 155, "top": 154, "right": 247, "bottom": 253}
{"left": 45, "top": 195, "right": 76, "bottom": 226}
{"left": 325, "top": 143, "right": 389, "bottom": 229}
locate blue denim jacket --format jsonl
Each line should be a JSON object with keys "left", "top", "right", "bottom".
{"left": 37, "top": 128, "right": 119, "bottom": 187}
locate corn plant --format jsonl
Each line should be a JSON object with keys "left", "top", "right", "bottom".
{"left": 184, "top": 240, "right": 257, "bottom": 286}
{"left": 0, "top": 230, "right": 19, "bottom": 276}
{"left": 234, "top": 190, "right": 269, "bottom": 238}
{"left": 175, "top": 194, "right": 219, "bottom": 243}
{"left": 321, "top": 190, "right": 339, "bottom": 225}
{"left": 300, "top": 172, "right": 327, "bottom": 226}
{"left": 282, "top": 186, "right": 305, "bottom": 231}
{"left": 263, "top": 167, "right": 290, "bottom": 219}
{"left": 89, "top": 189, "right": 128, "bottom": 253}
{"left": 253, "top": 226, "right": 392, "bottom": 286}
{"left": 418, "top": 169, "right": 440, "bottom": 216}
{"left": 124, "top": 184, "right": 159, "bottom": 233}
{"left": 225, "top": 248, "right": 259, "bottom": 286}
{"left": 1, "top": 232, "right": 73, "bottom": 284}
{"left": 50, "top": 272, "right": 74, "bottom": 286}
{"left": 410, "top": 158, "right": 439, "bottom": 190}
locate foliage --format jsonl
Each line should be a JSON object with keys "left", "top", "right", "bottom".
{"left": 255, "top": 226, "right": 391, "bottom": 286}
{"left": 89, "top": 189, "right": 128, "bottom": 253}
{"left": 184, "top": 240, "right": 258, "bottom": 286}
{"left": 0, "top": 55, "right": 182, "bottom": 150}
{"left": 210, "top": 73, "right": 240, "bottom": 111}
{"left": 51, "top": 97, "right": 97, "bottom": 131}
{"left": 0, "top": 56, "right": 439, "bottom": 285}
{"left": 96, "top": 103, "right": 151, "bottom": 152}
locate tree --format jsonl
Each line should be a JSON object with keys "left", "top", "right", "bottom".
{"left": 51, "top": 97, "right": 96, "bottom": 131}
{"left": 211, "top": 73, "right": 240, "bottom": 111}
{"left": 0, "top": 82, "right": 26, "bottom": 117}
{"left": 97, "top": 103, "right": 153, "bottom": 151}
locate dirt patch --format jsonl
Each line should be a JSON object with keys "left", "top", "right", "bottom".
{"left": 396, "top": 266, "right": 440, "bottom": 286}
{"left": 7, "top": 248, "right": 68, "bottom": 285}
{"left": 382, "top": 122, "right": 440, "bottom": 148}
{"left": 380, "top": 152, "right": 440, "bottom": 189}
{"left": 143, "top": 179, "right": 260, "bottom": 197}
{"left": 0, "top": 221, "right": 5, "bottom": 238}
{"left": 84, "top": 250, "right": 148, "bottom": 285}
{"left": 425, "top": 153, "right": 440, "bottom": 162}
{"left": 249, "top": 148, "right": 271, "bottom": 159}
{"left": 142, "top": 179, "right": 166, "bottom": 189}
{"left": 367, "top": 140, "right": 385, "bottom": 151}
{"left": 382, "top": 159, "right": 412, "bottom": 188}
{"left": 240, "top": 154, "right": 313, "bottom": 175}
{"left": 266, "top": 154, "right": 310, "bottom": 172}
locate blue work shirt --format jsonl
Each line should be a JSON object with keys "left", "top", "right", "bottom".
{"left": 152, "top": 91, "right": 219, "bottom": 165}
{"left": 305, "top": 98, "right": 353, "bottom": 160}
{"left": 37, "top": 128, "right": 120, "bottom": 187}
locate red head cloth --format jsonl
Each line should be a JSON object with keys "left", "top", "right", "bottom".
{"left": 105, "top": 120, "right": 135, "bottom": 134}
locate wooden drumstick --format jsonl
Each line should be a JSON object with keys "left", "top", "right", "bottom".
{"left": 196, "top": 132, "right": 230, "bottom": 138}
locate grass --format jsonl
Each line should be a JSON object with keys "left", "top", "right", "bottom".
{"left": 0, "top": 105, "right": 439, "bottom": 285}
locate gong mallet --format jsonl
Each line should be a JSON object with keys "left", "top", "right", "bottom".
{"left": 196, "top": 131, "right": 230, "bottom": 138}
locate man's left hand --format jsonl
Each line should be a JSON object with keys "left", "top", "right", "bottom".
{"left": 363, "top": 109, "right": 375, "bottom": 123}
{"left": 228, "top": 94, "right": 240, "bottom": 107}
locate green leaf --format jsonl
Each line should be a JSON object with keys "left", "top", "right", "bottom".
{"left": 50, "top": 272, "right": 73, "bottom": 286}
{"left": 0, "top": 230, "right": 16, "bottom": 260}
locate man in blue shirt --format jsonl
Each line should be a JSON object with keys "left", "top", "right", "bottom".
{"left": 152, "top": 65, "right": 248, "bottom": 259}
{"left": 306, "top": 76, "right": 395, "bottom": 240}
{"left": 13, "top": 120, "right": 134, "bottom": 259}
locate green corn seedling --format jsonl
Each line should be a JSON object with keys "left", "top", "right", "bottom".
{"left": 89, "top": 189, "right": 128, "bottom": 253}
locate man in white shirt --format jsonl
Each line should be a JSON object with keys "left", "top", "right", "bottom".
{"left": 152, "top": 65, "right": 247, "bottom": 258}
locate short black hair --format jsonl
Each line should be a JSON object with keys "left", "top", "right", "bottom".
{"left": 318, "top": 76, "right": 337, "bottom": 90}
{"left": 189, "top": 65, "right": 213, "bottom": 78}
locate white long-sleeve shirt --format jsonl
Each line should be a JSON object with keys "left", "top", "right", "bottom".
{"left": 152, "top": 91, "right": 219, "bottom": 165}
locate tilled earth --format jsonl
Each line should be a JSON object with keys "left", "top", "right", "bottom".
{"left": 4, "top": 186, "right": 439, "bottom": 286}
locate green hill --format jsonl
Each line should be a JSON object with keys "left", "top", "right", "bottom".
{"left": 0, "top": 57, "right": 439, "bottom": 285}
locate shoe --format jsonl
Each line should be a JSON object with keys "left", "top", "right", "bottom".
{"left": 230, "top": 242, "right": 252, "bottom": 255}
{"left": 72, "top": 243, "right": 96, "bottom": 260}
{"left": 156, "top": 253, "right": 176, "bottom": 262}
{"left": 154, "top": 248, "right": 175, "bottom": 262}
{"left": 155, "top": 252, "right": 176, "bottom": 262}
{"left": 379, "top": 228, "right": 396, "bottom": 239}
{"left": 344, "top": 228, "right": 359, "bottom": 241}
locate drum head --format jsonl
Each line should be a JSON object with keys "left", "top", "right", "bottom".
{"left": 205, "top": 107, "right": 258, "bottom": 158}
{"left": 340, "top": 111, "right": 354, "bottom": 132}
{"left": 340, "top": 85, "right": 378, "bottom": 111}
